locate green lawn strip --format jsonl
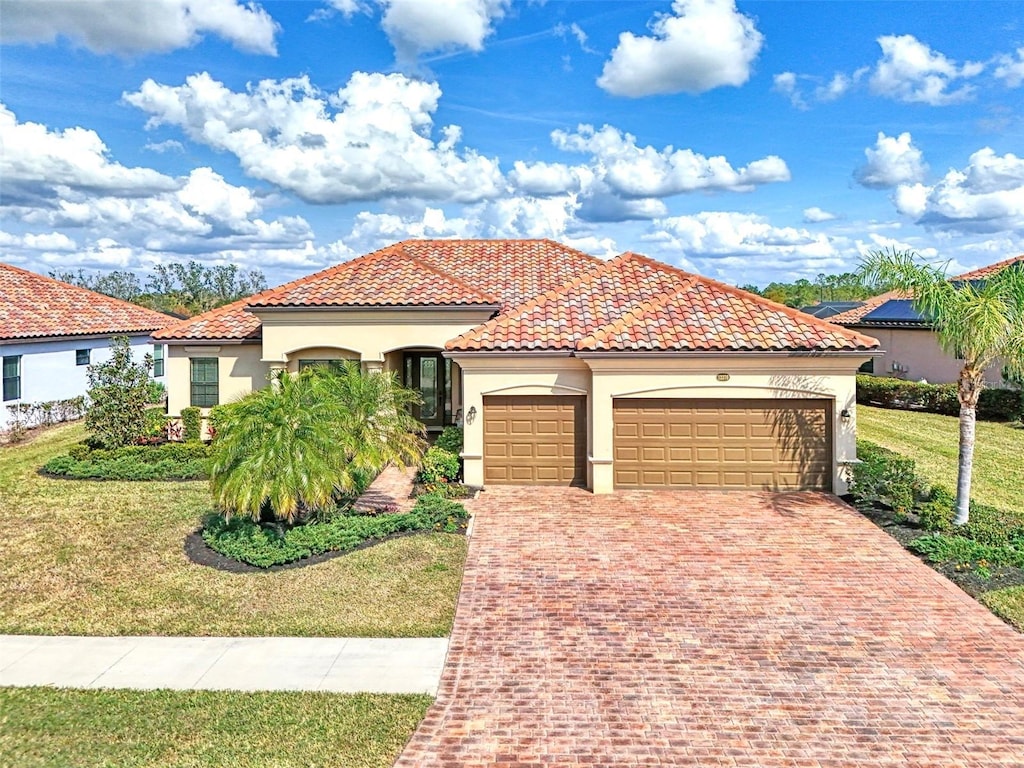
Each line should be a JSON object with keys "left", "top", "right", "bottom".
{"left": 982, "top": 586, "right": 1024, "bottom": 631}
{"left": 857, "top": 405, "right": 1024, "bottom": 510}
{"left": 0, "top": 687, "right": 430, "bottom": 768}
{"left": 0, "top": 423, "right": 467, "bottom": 637}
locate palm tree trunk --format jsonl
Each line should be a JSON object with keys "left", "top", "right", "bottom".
{"left": 955, "top": 366, "right": 984, "bottom": 526}
{"left": 955, "top": 405, "right": 975, "bottom": 526}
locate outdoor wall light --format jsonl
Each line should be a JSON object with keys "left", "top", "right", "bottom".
{"left": 466, "top": 405, "right": 477, "bottom": 423}
{"left": 840, "top": 409, "right": 851, "bottom": 422}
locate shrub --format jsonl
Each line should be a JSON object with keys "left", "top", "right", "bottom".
{"left": 962, "top": 502, "right": 1024, "bottom": 546}
{"left": 910, "top": 533, "right": 1024, "bottom": 569}
{"left": 202, "top": 493, "right": 468, "bottom": 567}
{"left": 416, "top": 446, "right": 461, "bottom": 484}
{"left": 850, "top": 440, "right": 923, "bottom": 516}
{"left": 86, "top": 336, "right": 154, "bottom": 449}
{"left": 856, "top": 374, "right": 1024, "bottom": 421}
{"left": 917, "top": 485, "right": 955, "bottom": 532}
{"left": 146, "top": 380, "right": 167, "bottom": 405}
{"left": 4, "top": 397, "right": 87, "bottom": 435}
{"left": 42, "top": 442, "right": 210, "bottom": 481}
{"left": 142, "top": 408, "right": 168, "bottom": 440}
{"left": 206, "top": 405, "right": 228, "bottom": 441}
{"left": 180, "top": 407, "right": 202, "bottom": 442}
{"left": 434, "top": 426, "right": 464, "bottom": 455}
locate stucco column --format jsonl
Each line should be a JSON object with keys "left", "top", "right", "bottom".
{"left": 457, "top": 363, "right": 485, "bottom": 487}
{"left": 268, "top": 363, "right": 286, "bottom": 389}
{"left": 362, "top": 359, "right": 384, "bottom": 375}
{"left": 589, "top": 370, "right": 615, "bottom": 494}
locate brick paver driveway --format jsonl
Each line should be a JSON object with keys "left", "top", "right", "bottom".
{"left": 396, "top": 489, "right": 1024, "bottom": 767}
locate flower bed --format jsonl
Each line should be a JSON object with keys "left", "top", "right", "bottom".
{"left": 41, "top": 441, "right": 210, "bottom": 481}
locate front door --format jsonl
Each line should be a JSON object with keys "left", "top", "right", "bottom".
{"left": 404, "top": 352, "right": 450, "bottom": 428}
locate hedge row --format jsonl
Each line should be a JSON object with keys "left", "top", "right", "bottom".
{"left": 202, "top": 493, "right": 469, "bottom": 567}
{"left": 42, "top": 441, "right": 210, "bottom": 481}
{"left": 856, "top": 374, "right": 1024, "bottom": 421}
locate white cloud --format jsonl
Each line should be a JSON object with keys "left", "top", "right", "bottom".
{"left": 803, "top": 207, "right": 838, "bottom": 223}
{"left": 995, "top": 47, "right": 1024, "bottom": 88}
{"left": 870, "top": 34, "right": 983, "bottom": 106}
{"left": 893, "top": 147, "right": 1024, "bottom": 234}
{"left": 555, "top": 22, "right": 596, "bottom": 54}
{"left": 144, "top": 139, "right": 185, "bottom": 154}
{"left": 551, "top": 124, "right": 790, "bottom": 199}
{"left": 648, "top": 211, "right": 840, "bottom": 260}
{"left": 382, "top": 0, "right": 510, "bottom": 62}
{"left": 124, "top": 71, "right": 505, "bottom": 205}
{"left": 509, "top": 161, "right": 584, "bottom": 197}
{"left": 0, "top": 230, "right": 77, "bottom": 252}
{"left": 597, "top": 0, "right": 763, "bottom": 97}
{"left": 856, "top": 131, "right": 927, "bottom": 189}
{"left": 0, "top": 0, "right": 278, "bottom": 55}
{"left": 773, "top": 72, "right": 808, "bottom": 110}
{"left": 0, "top": 103, "right": 178, "bottom": 204}
{"left": 774, "top": 67, "right": 868, "bottom": 109}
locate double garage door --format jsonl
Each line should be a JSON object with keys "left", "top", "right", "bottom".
{"left": 482, "top": 395, "right": 832, "bottom": 491}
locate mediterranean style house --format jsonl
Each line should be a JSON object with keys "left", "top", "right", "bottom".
{"left": 154, "top": 239, "right": 879, "bottom": 494}
{"left": 829, "top": 254, "right": 1023, "bottom": 384}
{"left": 0, "top": 263, "right": 171, "bottom": 429}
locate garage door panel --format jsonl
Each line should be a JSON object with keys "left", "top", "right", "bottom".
{"left": 614, "top": 398, "right": 832, "bottom": 491}
{"left": 484, "top": 396, "right": 586, "bottom": 486}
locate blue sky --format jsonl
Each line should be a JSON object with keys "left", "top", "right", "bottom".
{"left": 2, "top": 0, "right": 1023, "bottom": 288}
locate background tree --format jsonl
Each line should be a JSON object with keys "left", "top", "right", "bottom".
{"left": 85, "top": 337, "right": 154, "bottom": 449}
{"left": 860, "top": 248, "right": 1024, "bottom": 524}
{"left": 209, "top": 364, "right": 425, "bottom": 524}
{"left": 52, "top": 261, "right": 267, "bottom": 317}
{"left": 744, "top": 272, "right": 883, "bottom": 307}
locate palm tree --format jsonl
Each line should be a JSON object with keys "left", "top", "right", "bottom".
{"left": 860, "top": 249, "right": 1024, "bottom": 524}
{"left": 209, "top": 363, "right": 425, "bottom": 524}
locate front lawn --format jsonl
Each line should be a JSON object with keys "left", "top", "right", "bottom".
{"left": 857, "top": 405, "right": 1024, "bottom": 510}
{"left": 0, "top": 687, "right": 429, "bottom": 768}
{"left": 0, "top": 424, "right": 467, "bottom": 637}
{"left": 855, "top": 408, "right": 1024, "bottom": 631}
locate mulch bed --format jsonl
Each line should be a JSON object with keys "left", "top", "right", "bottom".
{"left": 853, "top": 497, "right": 1024, "bottom": 600}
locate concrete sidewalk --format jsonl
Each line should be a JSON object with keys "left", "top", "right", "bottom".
{"left": 0, "top": 635, "right": 447, "bottom": 694}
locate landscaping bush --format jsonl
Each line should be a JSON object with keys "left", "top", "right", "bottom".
{"left": 42, "top": 442, "right": 210, "bottom": 481}
{"left": 202, "top": 493, "right": 469, "bottom": 567}
{"left": 856, "top": 374, "right": 1024, "bottom": 421}
{"left": 142, "top": 408, "right": 168, "bottom": 440}
{"left": 962, "top": 502, "right": 1024, "bottom": 546}
{"left": 434, "top": 426, "right": 464, "bottom": 455}
{"left": 180, "top": 407, "right": 202, "bottom": 442}
{"left": 85, "top": 337, "right": 154, "bottom": 448}
{"left": 909, "top": 533, "right": 1024, "bottom": 569}
{"left": 416, "top": 446, "right": 461, "bottom": 485}
{"left": 917, "top": 485, "right": 956, "bottom": 532}
{"left": 850, "top": 440, "right": 923, "bottom": 516}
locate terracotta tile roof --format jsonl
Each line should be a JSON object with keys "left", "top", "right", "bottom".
{"left": 157, "top": 239, "right": 602, "bottom": 341}
{"left": 953, "top": 254, "right": 1024, "bottom": 281}
{"left": 247, "top": 244, "right": 500, "bottom": 308}
{"left": 0, "top": 263, "right": 172, "bottom": 342}
{"left": 400, "top": 239, "right": 602, "bottom": 309}
{"left": 448, "top": 253, "right": 878, "bottom": 353}
{"left": 827, "top": 290, "right": 912, "bottom": 324}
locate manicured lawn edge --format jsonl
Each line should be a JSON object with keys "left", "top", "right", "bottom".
{"left": 0, "top": 687, "right": 431, "bottom": 768}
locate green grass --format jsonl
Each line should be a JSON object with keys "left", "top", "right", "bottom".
{"left": 857, "top": 405, "right": 1024, "bottom": 510}
{"left": 0, "top": 424, "right": 467, "bottom": 637}
{"left": 982, "top": 586, "right": 1024, "bottom": 632}
{"left": 0, "top": 687, "right": 430, "bottom": 768}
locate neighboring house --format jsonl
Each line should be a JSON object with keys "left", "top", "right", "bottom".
{"left": 799, "top": 301, "right": 866, "bottom": 320}
{"left": 829, "top": 254, "right": 1024, "bottom": 384}
{"left": 0, "top": 263, "right": 172, "bottom": 428}
{"left": 154, "top": 239, "right": 878, "bottom": 494}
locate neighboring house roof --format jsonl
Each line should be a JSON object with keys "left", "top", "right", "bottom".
{"left": 155, "top": 239, "right": 600, "bottom": 342}
{"left": 827, "top": 290, "right": 914, "bottom": 325}
{"left": 0, "top": 262, "right": 172, "bottom": 342}
{"left": 448, "top": 253, "right": 878, "bottom": 353}
{"left": 798, "top": 301, "right": 865, "bottom": 319}
{"left": 953, "top": 254, "right": 1024, "bottom": 281}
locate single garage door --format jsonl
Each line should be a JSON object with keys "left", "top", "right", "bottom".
{"left": 613, "top": 398, "right": 832, "bottom": 491}
{"left": 483, "top": 395, "right": 586, "bottom": 485}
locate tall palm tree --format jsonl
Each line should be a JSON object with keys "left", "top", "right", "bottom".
{"left": 860, "top": 249, "right": 1024, "bottom": 524}
{"left": 209, "top": 363, "right": 424, "bottom": 524}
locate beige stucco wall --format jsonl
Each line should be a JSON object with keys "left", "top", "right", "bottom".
{"left": 863, "top": 328, "right": 1004, "bottom": 384}
{"left": 450, "top": 352, "right": 870, "bottom": 495}
{"left": 165, "top": 343, "right": 269, "bottom": 415}
{"left": 254, "top": 308, "right": 493, "bottom": 366}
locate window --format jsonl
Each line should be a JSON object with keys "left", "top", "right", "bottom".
{"left": 76, "top": 349, "right": 91, "bottom": 366}
{"left": 298, "top": 359, "right": 347, "bottom": 373}
{"left": 3, "top": 356, "right": 21, "bottom": 402}
{"left": 152, "top": 345, "right": 164, "bottom": 377}
{"left": 190, "top": 358, "right": 219, "bottom": 407}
